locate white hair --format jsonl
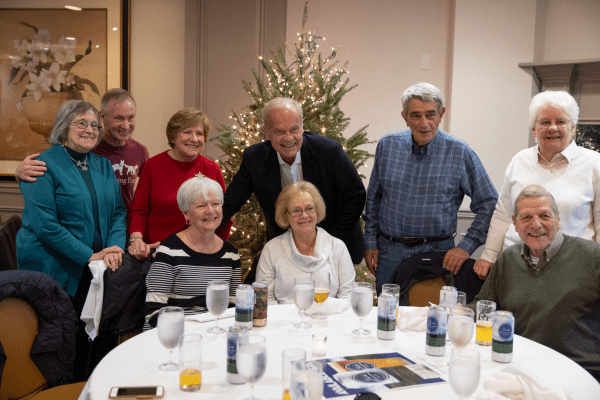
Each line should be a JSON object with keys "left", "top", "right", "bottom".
{"left": 401, "top": 82, "right": 445, "bottom": 115}
{"left": 177, "top": 175, "right": 224, "bottom": 212}
{"left": 262, "top": 98, "right": 303, "bottom": 128}
{"left": 528, "top": 91, "right": 579, "bottom": 129}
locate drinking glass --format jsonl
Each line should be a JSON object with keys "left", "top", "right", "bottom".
{"left": 206, "top": 280, "right": 229, "bottom": 333}
{"left": 237, "top": 335, "right": 267, "bottom": 400}
{"left": 311, "top": 271, "right": 330, "bottom": 320}
{"left": 293, "top": 278, "right": 315, "bottom": 329}
{"left": 178, "top": 334, "right": 202, "bottom": 391}
{"left": 448, "top": 307, "right": 475, "bottom": 349}
{"left": 448, "top": 348, "right": 480, "bottom": 399}
{"left": 351, "top": 282, "right": 373, "bottom": 335}
{"left": 290, "top": 360, "right": 324, "bottom": 400}
{"left": 476, "top": 300, "right": 496, "bottom": 346}
{"left": 282, "top": 349, "right": 306, "bottom": 400}
{"left": 439, "top": 286, "right": 457, "bottom": 312}
{"left": 157, "top": 306, "right": 184, "bottom": 370}
{"left": 456, "top": 291, "right": 467, "bottom": 307}
{"left": 382, "top": 283, "right": 400, "bottom": 320}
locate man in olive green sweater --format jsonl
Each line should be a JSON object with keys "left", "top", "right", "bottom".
{"left": 471, "top": 184, "right": 600, "bottom": 381}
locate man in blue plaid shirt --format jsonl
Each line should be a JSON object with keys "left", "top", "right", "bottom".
{"left": 364, "top": 82, "right": 498, "bottom": 293}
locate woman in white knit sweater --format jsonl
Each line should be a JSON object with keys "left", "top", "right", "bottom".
{"left": 474, "top": 91, "right": 600, "bottom": 279}
{"left": 256, "top": 181, "right": 356, "bottom": 304}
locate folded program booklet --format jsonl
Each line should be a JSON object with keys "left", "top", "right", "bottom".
{"left": 312, "top": 352, "right": 445, "bottom": 398}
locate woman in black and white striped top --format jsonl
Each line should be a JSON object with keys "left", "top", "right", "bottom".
{"left": 145, "top": 175, "right": 241, "bottom": 329}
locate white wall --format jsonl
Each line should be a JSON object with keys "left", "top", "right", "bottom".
{"left": 285, "top": 0, "right": 454, "bottom": 181}
{"left": 451, "top": 0, "right": 537, "bottom": 190}
{"left": 130, "top": 0, "right": 186, "bottom": 158}
{"left": 541, "top": 0, "right": 600, "bottom": 62}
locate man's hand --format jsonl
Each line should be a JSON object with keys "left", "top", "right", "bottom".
{"left": 473, "top": 259, "right": 493, "bottom": 280}
{"left": 15, "top": 153, "right": 47, "bottom": 183}
{"left": 364, "top": 249, "right": 379, "bottom": 275}
{"left": 443, "top": 247, "right": 470, "bottom": 275}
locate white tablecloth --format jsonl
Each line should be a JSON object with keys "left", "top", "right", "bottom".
{"left": 81, "top": 304, "right": 600, "bottom": 399}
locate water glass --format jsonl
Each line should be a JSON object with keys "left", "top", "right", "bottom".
{"left": 476, "top": 300, "right": 496, "bottom": 346}
{"left": 448, "top": 348, "right": 480, "bottom": 399}
{"left": 179, "top": 334, "right": 202, "bottom": 391}
{"left": 293, "top": 278, "right": 315, "bottom": 329}
{"left": 351, "top": 282, "right": 373, "bottom": 335}
{"left": 439, "top": 286, "right": 457, "bottom": 311}
{"left": 207, "top": 280, "right": 229, "bottom": 333}
{"left": 237, "top": 335, "right": 267, "bottom": 400}
{"left": 282, "top": 349, "right": 306, "bottom": 400}
{"left": 290, "top": 360, "right": 324, "bottom": 400}
{"left": 448, "top": 307, "right": 475, "bottom": 349}
{"left": 456, "top": 291, "right": 467, "bottom": 307}
{"left": 157, "top": 306, "right": 184, "bottom": 371}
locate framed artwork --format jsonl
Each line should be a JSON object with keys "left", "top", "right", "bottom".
{"left": 0, "top": 3, "right": 125, "bottom": 177}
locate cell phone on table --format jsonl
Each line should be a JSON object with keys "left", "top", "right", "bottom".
{"left": 109, "top": 386, "right": 164, "bottom": 399}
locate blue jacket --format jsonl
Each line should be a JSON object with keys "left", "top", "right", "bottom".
{"left": 17, "top": 145, "right": 126, "bottom": 296}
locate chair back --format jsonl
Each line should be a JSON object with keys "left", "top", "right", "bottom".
{"left": 408, "top": 276, "right": 446, "bottom": 307}
{"left": 0, "top": 216, "right": 22, "bottom": 271}
{"left": 0, "top": 297, "right": 48, "bottom": 400}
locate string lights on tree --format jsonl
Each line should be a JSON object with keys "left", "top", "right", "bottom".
{"left": 211, "top": 3, "right": 374, "bottom": 279}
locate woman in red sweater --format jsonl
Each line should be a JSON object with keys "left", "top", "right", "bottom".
{"left": 127, "top": 108, "right": 232, "bottom": 260}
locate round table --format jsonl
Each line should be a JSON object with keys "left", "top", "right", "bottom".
{"left": 80, "top": 304, "right": 600, "bottom": 399}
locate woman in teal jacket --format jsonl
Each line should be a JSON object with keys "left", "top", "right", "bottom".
{"left": 17, "top": 100, "right": 126, "bottom": 299}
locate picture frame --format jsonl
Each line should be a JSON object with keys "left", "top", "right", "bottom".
{"left": 0, "top": 1, "right": 126, "bottom": 177}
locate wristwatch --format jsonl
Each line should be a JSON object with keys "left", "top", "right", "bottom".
{"left": 128, "top": 236, "right": 142, "bottom": 246}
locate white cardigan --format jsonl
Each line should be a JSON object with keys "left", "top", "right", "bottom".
{"left": 256, "top": 227, "right": 356, "bottom": 304}
{"left": 481, "top": 141, "right": 600, "bottom": 263}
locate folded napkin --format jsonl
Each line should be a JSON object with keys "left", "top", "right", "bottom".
{"left": 185, "top": 307, "right": 236, "bottom": 323}
{"left": 80, "top": 261, "right": 107, "bottom": 340}
{"left": 476, "top": 365, "right": 571, "bottom": 400}
{"left": 305, "top": 297, "right": 350, "bottom": 316}
{"left": 397, "top": 306, "right": 428, "bottom": 331}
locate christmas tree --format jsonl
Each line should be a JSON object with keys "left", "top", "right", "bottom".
{"left": 211, "top": 3, "right": 374, "bottom": 279}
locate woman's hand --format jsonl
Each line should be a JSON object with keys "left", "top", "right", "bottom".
{"left": 89, "top": 245, "right": 124, "bottom": 271}
{"left": 128, "top": 236, "right": 160, "bottom": 260}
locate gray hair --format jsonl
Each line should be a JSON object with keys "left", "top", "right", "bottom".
{"left": 262, "top": 98, "right": 303, "bottom": 129}
{"left": 528, "top": 91, "right": 579, "bottom": 129}
{"left": 177, "top": 175, "right": 224, "bottom": 212}
{"left": 514, "top": 184, "right": 559, "bottom": 217}
{"left": 100, "top": 88, "right": 136, "bottom": 117}
{"left": 48, "top": 100, "right": 103, "bottom": 146}
{"left": 401, "top": 82, "right": 445, "bottom": 115}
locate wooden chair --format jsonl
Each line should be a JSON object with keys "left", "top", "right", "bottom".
{"left": 0, "top": 298, "right": 85, "bottom": 400}
{"left": 408, "top": 276, "right": 446, "bottom": 307}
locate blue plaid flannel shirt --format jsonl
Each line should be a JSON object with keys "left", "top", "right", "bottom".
{"left": 364, "top": 129, "right": 498, "bottom": 254}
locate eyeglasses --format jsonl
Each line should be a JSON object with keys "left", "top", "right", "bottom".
{"left": 287, "top": 206, "right": 316, "bottom": 217}
{"left": 72, "top": 120, "right": 101, "bottom": 131}
{"left": 536, "top": 119, "right": 570, "bottom": 128}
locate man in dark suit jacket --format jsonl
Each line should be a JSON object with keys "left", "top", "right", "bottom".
{"left": 221, "top": 98, "right": 366, "bottom": 263}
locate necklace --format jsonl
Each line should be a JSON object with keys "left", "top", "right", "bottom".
{"left": 63, "top": 145, "right": 89, "bottom": 171}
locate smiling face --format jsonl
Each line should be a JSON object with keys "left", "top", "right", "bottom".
{"left": 264, "top": 106, "right": 303, "bottom": 165}
{"left": 101, "top": 98, "right": 136, "bottom": 147}
{"left": 185, "top": 194, "right": 223, "bottom": 235}
{"left": 65, "top": 110, "right": 100, "bottom": 153}
{"left": 401, "top": 99, "right": 445, "bottom": 147}
{"left": 532, "top": 105, "right": 574, "bottom": 161}
{"left": 287, "top": 192, "right": 317, "bottom": 237}
{"left": 171, "top": 123, "right": 205, "bottom": 161}
{"left": 513, "top": 196, "right": 560, "bottom": 257}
